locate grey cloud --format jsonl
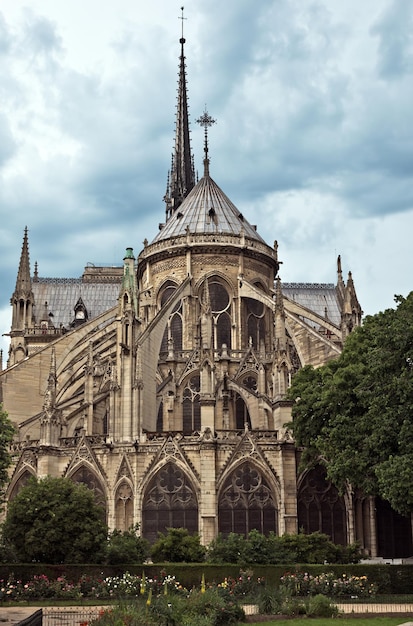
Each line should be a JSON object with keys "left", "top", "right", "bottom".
{"left": 371, "top": 0, "right": 413, "bottom": 78}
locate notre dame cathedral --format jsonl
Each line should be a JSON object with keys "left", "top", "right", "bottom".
{"left": 1, "top": 33, "right": 411, "bottom": 559}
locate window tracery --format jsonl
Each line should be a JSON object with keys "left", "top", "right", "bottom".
{"left": 182, "top": 375, "right": 201, "bottom": 432}
{"left": 115, "top": 481, "right": 133, "bottom": 531}
{"left": 160, "top": 283, "right": 183, "bottom": 354}
{"left": 142, "top": 463, "right": 198, "bottom": 543}
{"left": 245, "top": 296, "right": 265, "bottom": 349}
{"left": 297, "top": 465, "right": 347, "bottom": 545}
{"left": 218, "top": 462, "right": 277, "bottom": 536}
{"left": 207, "top": 280, "right": 232, "bottom": 349}
{"left": 70, "top": 466, "right": 107, "bottom": 519}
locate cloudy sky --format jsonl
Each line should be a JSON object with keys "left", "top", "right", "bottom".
{"left": 1, "top": 0, "right": 412, "bottom": 357}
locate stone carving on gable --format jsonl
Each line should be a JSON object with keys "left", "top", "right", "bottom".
{"left": 116, "top": 455, "right": 134, "bottom": 483}
{"left": 63, "top": 435, "right": 108, "bottom": 483}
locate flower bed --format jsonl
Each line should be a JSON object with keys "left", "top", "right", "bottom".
{"left": 0, "top": 569, "right": 377, "bottom": 603}
{"left": 279, "top": 571, "right": 378, "bottom": 597}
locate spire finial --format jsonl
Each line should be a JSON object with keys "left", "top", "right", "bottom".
{"left": 179, "top": 6, "right": 186, "bottom": 41}
{"left": 196, "top": 106, "right": 216, "bottom": 177}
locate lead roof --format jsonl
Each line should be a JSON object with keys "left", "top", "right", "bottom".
{"left": 153, "top": 173, "right": 265, "bottom": 244}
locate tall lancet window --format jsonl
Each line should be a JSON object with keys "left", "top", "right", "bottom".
{"left": 159, "top": 282, "right": 183, "bottom": 356}
{"left": 206, "top": 279, "right": 232, "bottom": 349}
{"left": 182, "top": 375, "right": 201, "bottom": 432}
{"left": 234, "top": 393, "right": 252, "bottom": 430}
{"left": 245, "top": 296, "right": 266, "bottom": 349}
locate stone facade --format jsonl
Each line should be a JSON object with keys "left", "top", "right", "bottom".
{"left": 1, "top": 34, "right": 411, "bottom": 560}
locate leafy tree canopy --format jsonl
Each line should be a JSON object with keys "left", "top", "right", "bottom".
{"left": 0, "top": 404, "right": 15, "bottom": 499}
{"left": 2, "top": 476, "right": 108, "bottom": 563}
{"left": 106, "top": 525, "right": 149, "bottom": 565}
{"left": 288, "top": 293, "right": 413, "bottom": 516}
{"left": 151, "top": 527, "right": 206, "bottom": 563}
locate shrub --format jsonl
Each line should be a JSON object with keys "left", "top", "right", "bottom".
{"left": 2, "top": 476, "right": 107, "bottom": 564}
{"left": 258, "top": 587, "right": 283, "bottom": 614}
{"left": 281, "top": 596, "right": 307, "bottom": 616}
{"left": 206, "top": 533, "right": 246, "bottom": 564}
{"left": 91, "top": 589, "right": 245, "bottom": 626}
{"left": 106, "top": 526, "right": 149, "bottom": 565}
{"left": 206, "top": 530, "right": 362, "bottom": 565}
{"left": 307, "top": 594, "right": 339, "bottom": 617}
{"left": 151, "top": 528, "right": 206, "bottom": 563}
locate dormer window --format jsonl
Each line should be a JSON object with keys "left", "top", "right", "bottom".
{"left": 71, "top": 297, "right": 88, "bottom": 327}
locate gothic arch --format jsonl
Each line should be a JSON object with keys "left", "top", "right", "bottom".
{"left": 227, "top": 379, "right": 259, "bottom": 429}
{"left": 141, "top": 461, "right": 199, "bottom": 543}
{"left": 114, "top": 479, "right": 134, "bottom": 531}
{"left": 196, "top": 274, "right": 235, "bottom": 350}
{"left": 7, "top": 468, "right": 35, "bottom": 502}
{"left": 217, "top": 460, "right": 279, "bottom": 536}
{"left": 157, "top": 279, "right": 179, "bottom": 306}
{"left": 194, "top": 271, "right": 235, "bottom": 297}
{"left": 180, "top": 372, "right": 201, "bottom": 432}
{"left": 297, "top": 465, "right": 348, "bottom": 545}
{"left": 158, "top": 280, "right": 183, "bottom": 355}
{"left": 68, "top": 464, "right": 107, "bottom": 517}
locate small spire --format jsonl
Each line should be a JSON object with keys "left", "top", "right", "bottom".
{"left": 14, "top": 227, "right": 32, "bottom": 297}
{"left": 196, "top": 106, "right": 216, "bottom": 177}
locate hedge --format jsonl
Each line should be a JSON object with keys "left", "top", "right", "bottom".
{"left": 0, "top": 563, "right": 413, "bottom": 594}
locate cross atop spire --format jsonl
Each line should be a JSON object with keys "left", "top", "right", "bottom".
{"left": 164, "top": 9, "right": 195, "bottom": 221}
{"left": 196, "top": 107, "right": 216, "bottom": 177}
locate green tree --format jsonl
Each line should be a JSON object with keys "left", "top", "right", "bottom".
{"left": 0, "top": 404, "right": 15, "bottom": 500}
{"left": 2, "top": 476, "right": 108, "bottom": 563}
{"left": 288, "top": 292, "right": 413, "bottom": 515}
{"left": 151, "top": 527, "right": 206, "bottom": 562}
{"left": 106, "top": 525, "right": 149, "bottom": 565}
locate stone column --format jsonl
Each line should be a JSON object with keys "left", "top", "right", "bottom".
{"left": 199, "top": 430, "right": 217, "bottom": 545}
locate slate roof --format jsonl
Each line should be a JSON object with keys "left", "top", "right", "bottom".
{"left": 282, "top": 283, "right": 341, "bottom": 327}
{"left": 30, "top": 276, "right": 340, "bottom": 331}
{"left": 32, "top": 276, "right": 121, "bottom": 328}
{"left": 153, "top": 174, "right": 265, "bottom": 244}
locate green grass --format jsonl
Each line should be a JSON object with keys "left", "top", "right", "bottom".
{"left": 19, "top": 615, "right": 410, "bottom": 626}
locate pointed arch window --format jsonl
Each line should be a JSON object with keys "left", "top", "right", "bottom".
{"left": 156, "top": 401, "right": 164, "bottom": 431}
{"left": 115, "top": 482, "right": 133, "bottom": 531}
{"left": 297, "top": 465, "right": 347, "bottom": 545}
{"left": 70, "top": 466, "right": 107, "bottom": 521}
{"left": 8, "top": 470, "right": 33, "bottom": 502}
{"left": 182, "top": 375, "right": 201, "bottom": 432}
{"left": 208, "top": 280, "right": 232, "bottom": 349}
{"left": 218, "top": 462, "right": 278, "bottom": 536}
{"left": 142, "top": 462, "right": 198, "bottom": 544}
{"left": 245, "top": 297, "right": 265, "bottom": 349}
{"left": 234, "top": 393, "right": 252, "bottom": 430}
{"left": 159, "top": 282, "right": 183, "bottom": 355}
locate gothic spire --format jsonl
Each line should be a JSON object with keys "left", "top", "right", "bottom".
{"left": 11, "top": 227, "right": 34, "bottom": 333}
{"left": 13, "top": 227, "right": 32, "bottom": 299}
{"left": 165, "top": 7, "right": 195, "bottom": 221}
